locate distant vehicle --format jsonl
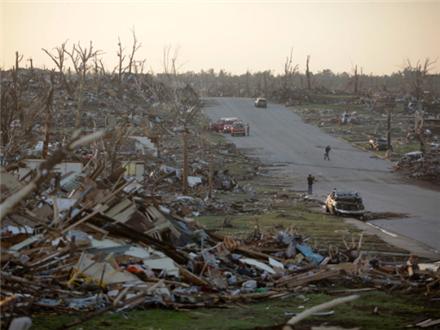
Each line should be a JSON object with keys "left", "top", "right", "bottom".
{"left": 325, "top": 191, "right": 365, "bottom": 217}
{"left": 231, "top": 121, "right": 246, "bottom": 137}
{"left": 254, "top": 98, "right": 267, "bottom": 108}
{"left": 223, "top": 117, "right": 240, "bottom": 133}
{"left": 211, "top": 118, "right": 227, "bottom": 132}
{"left": 368, "top": 137, "right": 388, "bottom": 151}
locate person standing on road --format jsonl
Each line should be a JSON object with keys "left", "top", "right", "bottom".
{"left": 307, "top": 174, "right": 315, "bottom": 195}
{"left": 246, "top": 123, "right": 250, "bottom": 136}
{"left": 324, "top": 145, "right": 331, "bottom": 161}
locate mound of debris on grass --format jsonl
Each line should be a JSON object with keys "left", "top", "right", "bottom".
{"left": 394, "top": 151, "right": 440, "bottom": 183}
{"left": 1, "top": 157, "right": 439, "bottom": 328}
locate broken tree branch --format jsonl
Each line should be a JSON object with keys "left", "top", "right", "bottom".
{"left": 284, "top": 294, "right": 360, "bottom": 328}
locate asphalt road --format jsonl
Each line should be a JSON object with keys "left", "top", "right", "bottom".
{"left": 203, "top": 97, "right": 440, "bottom": 254}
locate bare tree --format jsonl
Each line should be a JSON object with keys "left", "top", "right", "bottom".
{"left": 1, "top": 80, "right": 16, "bottom": 146}
{"left": 115, "top": 37, "right": 126, "bottom": 84}
{"left": 283, "top": 48, "right": 299, "bottom": 91}
{"left": 353, "top": 65, "right": 359, "bottom": 94}
{"left": 92, "top": 54, "right": 106, "bottom": 94}
{"left": 1, "top": 53, "right": 47, "bottom": 160}
{"left": 127, "top": 28, "right": 142, "bottom": 75}
{"left": 42, "top": 72, "right": 55, "bottom": 158}
{"left": 27, "top": 58, "right": 34, "bottom": 77}
{"left": 12, "top": 52, "right": 24, "bottom": 120}
{"left": 161, "top": 45, "right": 197, "bottom": 193}
{"left": 402, "top": 58, "right": 437, "bottom": 152}
{"left": 1, "top": 52, "right": 27, "bottom": 147}
{"left": 14, "top": 51, "right": 23, "bottom": 72}
{"left": 262, "top": 70, "right": 270, "bottom": 96}
{"left": 42, "top": 42, "right": 72, "bottom": 95}
{"left": 133, "top": 59, "right": 146, "bottom": 74}
{"left": 414, "top": 107, "right": 426, "bottom": 153}
{"left": 65, "top": 41, "right": 101, "bottom": 128}
{"left": 163, "top": 45, "right": 180, "bottom": 77}
{"left": 113, "top": 30, "right": 143, "bottom": 82}
{"left": 162, "top": 45, "right": 182, "bottom": 107}
{"left": 179, "top": 106, "right": 200, "bottom": 194}
{"left": 404, "top": 58, "right": 437, "bottom": 100}
{"left": 65, "top": 41, "right": 99, "bottom": 81}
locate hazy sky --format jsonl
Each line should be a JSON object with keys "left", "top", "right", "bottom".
{"left": 1, "top": 0, "right": 439, "bottom": 74}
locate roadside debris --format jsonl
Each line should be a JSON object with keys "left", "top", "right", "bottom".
{"left": 394, "top": 150, "right": 440, "bottom": 182}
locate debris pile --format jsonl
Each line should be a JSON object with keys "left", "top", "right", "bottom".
{"left": 394, "top": 150, "right": 440, "bottom": 182}
{"left": 1, "top": 151, "right": 439, "bottom": 325}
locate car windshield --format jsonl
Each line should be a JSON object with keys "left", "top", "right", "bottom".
{"left": 333, "top": 192, "right": 362, "bottom": 201}
{"left": 225, "top": 117, "right": 237, "bottom": 123}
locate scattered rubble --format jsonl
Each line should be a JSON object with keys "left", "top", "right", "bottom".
{"left": 1, "top": 149, "right": 439, "bottom": 327}
{"left": 394, "top": 150, "right": 440, "bottom": 183}
{"left": 1, "top": 60, "right": 439, "bottom": 329}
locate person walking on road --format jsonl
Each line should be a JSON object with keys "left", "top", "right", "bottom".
{"left": 246, "top": 123, "right": 250, "bottom": 136}
{"left": 307, "top": 174, "right": 315, "bottom": 195}
{"left": 324, "top": 145, "right": 331, "bottom": 161}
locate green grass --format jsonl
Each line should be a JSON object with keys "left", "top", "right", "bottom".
{"left": 196, "top": 203, "right": 406, "bottom": 254}
{"left": 393, "top": 142, "right": 420, "bottom": 155}
{"left": 32, "top": 290, "right": 440, "bottom": 329}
